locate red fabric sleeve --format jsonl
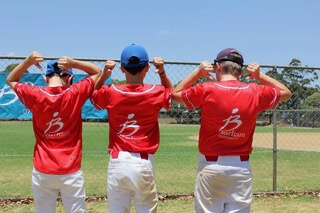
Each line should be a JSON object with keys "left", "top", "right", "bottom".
{"left": 14, "top": 83, "right": 37, "bottom": 111}
{"left": 181, "top": 84, "right": 204, "bottom": 110}
{"left": 162, "top": 88, "right": 172, "bottom": 110}
{"left": 71, "top": 77, "right": 94, "bottom": 105}
{"left": 90, "top": 85, "right": 111, "bottom": 110}
{"left": 257, "top": 85, "right": 281, "bottom": 111}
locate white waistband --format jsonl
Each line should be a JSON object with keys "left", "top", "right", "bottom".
{"left": 199, "top": 154, "right": 249, "bottom": 164}
{"left": 111, "top": 151, "right": 154, "bottom": 161}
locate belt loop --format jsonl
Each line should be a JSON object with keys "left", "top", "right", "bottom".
{"left": 140, "top": 153, "right": 148, "bottom": 160}
{"left": 111, "top": 150, "right": 119, "bottom": 159}
{"left": 205, "top": 156, "right": 218, "bottom": 162}
{"left": 240, "top": 155, "right": 250, "bottom": 161}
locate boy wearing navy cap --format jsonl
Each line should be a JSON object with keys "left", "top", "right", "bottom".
{"left": 91, "top": 44, "right": 173, "bottom": 212}
{"left": 173, "top": 48, "right": 291, "bottom": 212}
{"left": 6, "top": 51, "right": 101, "bottom": 213}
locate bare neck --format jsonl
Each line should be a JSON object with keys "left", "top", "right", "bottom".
{"left": 218, "top": 74, "right": 239, "bottom": 82}
{"left": 125, "top": 72, "right": 145, "bottom": 84}
{"left": 47, "top": 76, "right": 66, "bottom": 87}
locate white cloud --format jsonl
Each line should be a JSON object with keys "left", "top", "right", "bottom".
{"left": 7, "top": 52, "right": 15, "bottom": 56}
{"left": 159, "top": 30, "right": 179, "bottom": 36}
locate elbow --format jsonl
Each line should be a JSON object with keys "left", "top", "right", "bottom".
{"left": 280, "top": 89, "right": 292, "bottom": 102}
{"left": 172, "top": 93, "right": 185, "bottom": 104}
{"left": 6, "top": 76, "right": 12, "bottom": 85}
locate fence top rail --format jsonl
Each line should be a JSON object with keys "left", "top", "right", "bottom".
{"left": 1, "top": 55, "right": 320, "bottom": 69}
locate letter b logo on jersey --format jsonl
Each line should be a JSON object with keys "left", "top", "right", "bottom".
{"left": 219, "top": 108, "right": 242, "bottom": 132}
{"left": 44, "top": 112, "right": 64, "bottom": 134}
{"left": 118, "top": 113, "right": 140, "bottom": 137}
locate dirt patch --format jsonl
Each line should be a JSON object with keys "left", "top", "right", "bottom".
{"left": 188, "top": 133, "right": 320, "bottom": 152}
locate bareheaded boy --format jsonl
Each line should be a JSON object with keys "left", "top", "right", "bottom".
{"left": 90, "top": 44, "right": 173, "bottom": 213}
{"left": 6, "top": 51, "right": 101, "bottom": 213}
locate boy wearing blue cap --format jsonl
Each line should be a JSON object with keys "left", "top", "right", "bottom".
{"left": 6, "top": 51, "right": 101, "bottom": 213}
{"left": 91, "top": 44, "right": 173, "bottom": 212}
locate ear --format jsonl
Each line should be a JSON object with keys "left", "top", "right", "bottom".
{"left": 237, "top": 69, "right": 243, "bottom": 77}
{"left": 144, "top": 64, "right": 150, "bottom": 73}
{"left": 68, "top": 75, "right": 74, "bottom": 85}
{"left": 215, "top": 63, "right": 221, "bottom": 73}
{"left": 120, "top": 66, "right": 126, "bottom": 73}
{"left": 43, "top": 75, "right": 49, "bottom": 84}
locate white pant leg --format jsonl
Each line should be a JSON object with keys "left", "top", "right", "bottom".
{"left": 32, "top": 168, "right": 59, "bottom": 213}
{"left": 107, "top": 152, "right": 157, "bottom": 213}
{"left": 60, "top": 170, "right": 86, "bottom": 213}
{"left": 194, "top": 155, "right": 252, "bottom": 213}
{"left": 107, "top": 176, "right": 132, "bottom": 213}
{"left": 132, "top": 169, "right": 157, "bottom": 213}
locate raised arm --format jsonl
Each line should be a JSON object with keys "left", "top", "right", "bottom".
{"left": 172, "top": 61, "right": 214, "bottom": 103}
{"left": 246, "top": 62, "right": 292, "bottom": 102}
{"left": 94, "top": 60, "right": 116, "bottom": 90}
{"left": 153, "top": 57, "right": 173, "bottom": 90}
{"left": 58, "top": 57, "right": 101, "bottom": 83}
{"left": 6, "top": 51, "right": 43, "bottom": 89}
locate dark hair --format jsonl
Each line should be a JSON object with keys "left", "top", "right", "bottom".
{"left": 123, "top": 56, "right": 147, "bottom": 75}
{"left": 46, "top": 73, "right": 71, "bottom": 78}
{"left": 46, "top": 73, "right": 73, "bottom": 85}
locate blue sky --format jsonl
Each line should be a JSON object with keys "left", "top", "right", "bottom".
{"left": 1, "top": 0, "right": 320, "bottom": 67}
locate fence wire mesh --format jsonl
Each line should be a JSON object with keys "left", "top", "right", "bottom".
{"left": 0, "top": 56, "right": 320, "bottom": 199}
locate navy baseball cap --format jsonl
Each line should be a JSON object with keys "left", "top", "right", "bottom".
{"left": 45, "top": 60, "right": 73, "bottom": 76}
{"left": 121, "top": 44, "right": 149, "bottom": 68}
{"left": 214, "top": 48, "right": 244, "bottom": 67}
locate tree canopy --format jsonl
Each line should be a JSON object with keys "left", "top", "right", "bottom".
{"left": 2, "top": 63, "right": 29, "bottom": 73}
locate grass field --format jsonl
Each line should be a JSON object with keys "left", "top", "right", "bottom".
{"left": 1, "top": 193, "right": 320, "bottom": 212}
{"left": 1, "top": 120, "right": 320, "bottom": 200}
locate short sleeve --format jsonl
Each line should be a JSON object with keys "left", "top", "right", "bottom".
{"left": 257, "top": 85, "right": 281, "bottom": 111}
{"left": 162, "top": 88, "right": 172, "bottom": 110}
{"left": 90, "top": 86, "right": 111, "bottom": 110}
{"left": 14, "top": 83, "right": 37, "bottom": 110}
{"left": 71, "top": 77, "right": 94, "bottom": 105}
{"left": 181, "top": 83, "right": 205, "bottom": 110}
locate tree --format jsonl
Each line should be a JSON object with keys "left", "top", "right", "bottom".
{"left": 265, "top": 59, "right": 319, "bottom": 110}
{"left": 300, "top": 92, "right": 320, "bottom": 127}
{"left": 2, "top": 63, "right": 29, "bottom": 73}
{"left": 302, "top": 92, "right": 320, "bottom": 109}
{"left": 111, "top": 79, "right": 126, "bottom": 84}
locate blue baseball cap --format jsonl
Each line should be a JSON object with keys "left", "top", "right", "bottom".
{"left": 121, "top": 44, "right": 149, "bottom": 68}
{"left": 45, "top": 60, "right": 73, "bottom": 76}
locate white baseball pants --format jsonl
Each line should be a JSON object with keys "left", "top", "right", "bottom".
{"left": 107, "top": 151, "right": 158, "bottom": 213}
{"left": 32, "top": 168, "right": 86, "bottom": 213}
{"left": 194, "top": 155, "right": 252, "bottom": 213}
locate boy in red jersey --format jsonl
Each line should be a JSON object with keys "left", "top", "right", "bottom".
{"left": 90, "top": 44, "right": 173, "bottom": 212}
{"left": 173, "top": 48, "right": 291, "bottom": 213}
{"left": 6, "top": 51, "right": 101, "bottom": 213}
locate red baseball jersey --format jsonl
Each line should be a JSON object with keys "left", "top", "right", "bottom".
{"left": 181, "top": 80, "right": 280, "bottom": 156}
{"left": 14, "top": 77, "right": 94, "bottom": 174}
{"left": 91, "top": 84, "right": 172, "bottom": 154}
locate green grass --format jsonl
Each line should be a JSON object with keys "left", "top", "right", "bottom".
{"left": 1, "top": 121, "right": 320, "bottom": 198}
{"left": 1, "top": 195, "right": 320, "bottom": 213}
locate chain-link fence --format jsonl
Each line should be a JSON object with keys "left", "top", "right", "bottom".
{"left": 0, "top": 56, "right": 320, "bottom": 199}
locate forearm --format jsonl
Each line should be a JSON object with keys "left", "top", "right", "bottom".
{"left": 173, "top": 68, "right": 199, "bottom": 93}
{"left": 172, "top": 92, "right": 184, "bottom": 104}
{"left": 6, "top": 58, "right": 33, "bottom": 88}
{"left": 160, "top": 75, "right": 173, "bottom": 90}
{"left": 71, "top": 60, "right": 100, "bottom": 76}
{"left": 94, "top": 71, "right": 110, "bottom": 90}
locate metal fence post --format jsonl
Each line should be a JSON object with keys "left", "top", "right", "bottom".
{"left": 272, "top": 66, "right": 278, "bottom": 192}
{"left": 272, "top": 108, "right": 278, "bottom": 192}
